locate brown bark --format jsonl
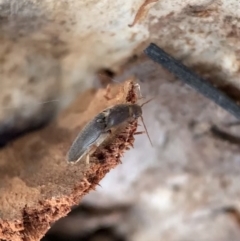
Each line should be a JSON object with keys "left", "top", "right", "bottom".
{"left": 0, "top": 78, "right": 138, "bottom": 241}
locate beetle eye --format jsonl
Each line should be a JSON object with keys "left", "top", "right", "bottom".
{"left": 134, "top": 111, "right": 140, "bottom": 118}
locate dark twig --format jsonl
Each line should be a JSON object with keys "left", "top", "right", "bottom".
{"left": 144, "top": 43, "right": 240, "bottom": 119}
{"left": 210, "top": 125, "right": 240, "bottom": 145}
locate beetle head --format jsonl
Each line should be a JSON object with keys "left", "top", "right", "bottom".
{"left": 131, "top": 104, "right": 142, "bottom": 119}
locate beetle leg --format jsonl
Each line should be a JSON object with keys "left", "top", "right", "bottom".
{"left": 134, "top": 83, "right": 143, "bottom": 99}
{"left": 84, "top": 131, "right": 112, "bottom": 165}
{"left": 84, "top": 145, "right": 97, "bottom": 165}
{"left": 134, "top": 131, "right": 145, "bottom": 135}
{"left": 85, "top": 154, "right": 90, "bottom": 165}
{"left": 104, "top": 84, "right": 112, "bottom": 100}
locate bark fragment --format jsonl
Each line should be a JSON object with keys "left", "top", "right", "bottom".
{"left": 0, "top": 78, "right": 138, "bottom": 241}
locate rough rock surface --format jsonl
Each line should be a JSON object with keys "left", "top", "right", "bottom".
{"left": 1, "top": 0, "right": 239, "bottom": 143}
{"left": 1, "top": 0, "right": 240, "bottom": 241}
{"left": 149, "top": 0, "right": 240, "bottom": 92}
{"left": 0, "top": 0, "right": 150, "bottom": 144}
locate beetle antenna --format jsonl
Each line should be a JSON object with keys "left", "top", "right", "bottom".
{"left": 140, "top": 97, "right": 155, "bottom": 107}
{"left": 140, "top": 116, "right": 153, "bottom": 147}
